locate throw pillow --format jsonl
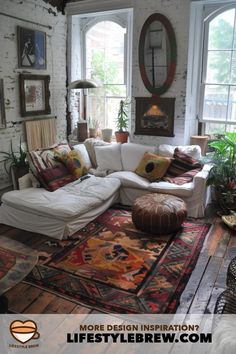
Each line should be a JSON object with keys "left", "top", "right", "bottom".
{"left": 72, "top": 144, "right": 92, "bottom": 170}
{"left": 56, "top": 150, "right": 87, "bottom": 178}
{"left": 38, "top": 164, "right": 77, "bottom": 191}
{"left": 164, "top": 148, "right": 203, "bottom": 178}
{"left": 164, "top": 168, "right": 201, "bottom": 185}
{"left": 135, "top": 152, "right": 172, "bottom": 182}
{"left": 94, "top": 143, "right": 123, "bottom": 171}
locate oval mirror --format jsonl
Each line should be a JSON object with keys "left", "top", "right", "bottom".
{"left": 139, "top": 13, "right": 177, "bottom": 95}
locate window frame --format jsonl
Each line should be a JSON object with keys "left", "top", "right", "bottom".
{"left": 199, "top": 4, "right": 236, "bottom": 128}
{"left": 79, "top": 11, "right": 132, "bottom": 130}
{"left": 185, "top": 0, "right": 236, "bottom": 141}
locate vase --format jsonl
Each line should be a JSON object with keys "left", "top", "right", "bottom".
{"left": 115, "top": 131, "right": 129, "bottom": 144}
{"left": 89, "top": 128, "right": 97, "bottom": 138}
{"left": 101, "top": 129, "right": 112, "bottom": 142}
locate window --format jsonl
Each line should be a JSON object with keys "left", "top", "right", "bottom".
{"left": 81, "top": 12, "right": 131, "bottom": 132}
{"left": 200, "top": 5, "right": 236, "bottom": 134}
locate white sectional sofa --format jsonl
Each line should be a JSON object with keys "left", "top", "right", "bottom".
{"left": 0, "top": 142, "right": 211, "bottom": 240}
{"left": 93, "top": 142, "right": 211, "bottom": 219}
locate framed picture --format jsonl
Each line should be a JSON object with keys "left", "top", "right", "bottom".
{"left": 19, "top": 74, "right": 51, "bottom": 117}
{"left": 18, "top": 26, "right": 46, "bottom": 69}
{"left": 0, "top": 79, "right": 6, "bottom": 129}
{"left": 135, "top": 96, "right": 175, "bottom": 137}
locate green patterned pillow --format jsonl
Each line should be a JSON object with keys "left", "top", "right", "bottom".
{"left": 135, "top": 152, "right": 172, "bottom": 182}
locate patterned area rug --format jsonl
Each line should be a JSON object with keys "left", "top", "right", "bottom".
{"left": 0, "top": 236, "right": 38, "bottom": 294}
{"left": 25, "top": 209, "right": 210, "bottom": 313}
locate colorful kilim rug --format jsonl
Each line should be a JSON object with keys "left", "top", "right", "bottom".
{"left": 25, "top": 209, "right": 210, "bottom": 313}
{"left": 0, "top": 236, "right": 38, "bottom": 295}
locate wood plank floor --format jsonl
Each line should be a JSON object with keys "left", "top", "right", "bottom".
{"left": 1, "top": 205, "right": 236, "bottom": 315}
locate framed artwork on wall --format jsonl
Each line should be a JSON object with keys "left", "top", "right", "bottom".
{"left": 135, "top": 96, "right": 175, "bottom": 137}
{"left": 0, "top": 79, "right": 6, "bottom": 129}
{"left": 17, "top": 26, "right": 46, "bottom": 69}
{"left": 19, "top": 74, "right": 51, "bottom": 117}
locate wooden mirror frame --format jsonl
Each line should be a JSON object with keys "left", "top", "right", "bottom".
{"left": 139, "top": 13, "right": 177, "bottom": 95}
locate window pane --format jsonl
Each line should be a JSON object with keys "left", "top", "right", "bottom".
{"left": 232, "top": 51, "right": 236, "bottom": 83}
{"left": 208, "top": 9, "right": 235, "bottom": 50}
{"left": 205, "top": 122, "right": 226, "bottom": 134}
{"left": 86, "top": 21, "right": 126, "bottom": 85}
{"left": 87, "top": 96, "right": 124, "bottom": 132}
{"left": 228, "top": 86, "right": 236, "bottom": 122}
{"left": 203, "top": 85, "right": 228, "bottom": 120}
{"left": 206, "top": 51, "right": 231, "bottom": 83}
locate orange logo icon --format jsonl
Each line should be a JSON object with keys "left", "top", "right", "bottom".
{"left": 10, "top": 320, "right": 40, "bottom": 344}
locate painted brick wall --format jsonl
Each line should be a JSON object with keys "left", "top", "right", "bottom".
{"left": 131, "top": 0, "right": 190, "bottom": 146}
{"left": 67, "top": 0, "right": 190, "bottom": 147}
{"left": 0, "top": 0, "right": 67, "bottom": 189}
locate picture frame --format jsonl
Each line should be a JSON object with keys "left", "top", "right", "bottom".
{"left": 0, "top": 79, "right": 6, "bottom": 129}
{"left": 19, "top": 74, "right": 51, "bottom": 117}
{"left": 17, "top": 26, "right": 46, "bottom": 69}
{"left": 135, "top": 96, "right": 175, "bottom": 137}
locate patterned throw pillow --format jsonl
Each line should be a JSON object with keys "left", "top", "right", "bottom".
{"left": 27, "top": 142, "right": 71, "bottom": 176}
{"left": 56, "top": 150, "right": 87, "bottom": 178}
{"left": 135, "top": 152, "right": 172, "bottom": 182}
{"left": 38, "top": 164, "right": 77, "bottom": 191}
{"left": 164, "top": 148, "right": 202, "bottom": 178}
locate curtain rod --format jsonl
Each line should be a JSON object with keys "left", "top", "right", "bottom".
{"left": 11, "top": 116, "right": 57, "bottom": 126}
{"left": 0, "top": 12, "right": 52, "bottom": 30}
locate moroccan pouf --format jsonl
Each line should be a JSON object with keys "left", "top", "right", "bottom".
{"left": 132, "top": 193, "right": 187, "bottom": 234}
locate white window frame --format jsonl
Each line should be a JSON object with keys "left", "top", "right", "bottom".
{"left": 66, "top": 3, "right": 133, "bottom": 129}
{"left": 200, "top": 4, "right": 236, "bottom": 127}
{"left": 185, "top": 0, "right": 236, "bottom": 140}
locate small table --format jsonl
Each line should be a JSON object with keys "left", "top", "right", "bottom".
{"left": 0, "top": 236, "right": 38, "bottom": 313}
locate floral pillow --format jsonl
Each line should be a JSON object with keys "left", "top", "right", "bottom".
{"left": 135, "top": 152, "right": 172, "bottom": 182}
{"left": 56, "top": 150, "right": 87, "bottom": 178}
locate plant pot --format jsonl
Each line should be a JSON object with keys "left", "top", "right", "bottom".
{"left": 214, "top": 189, "right": 236, "bottom": 213}
{"left": 89, "top": 128, "right": 97, "bottom": 138}
{"left": 101, "top": 129, "right": 113, "bottom": 142}
{"left": 11, "top": 165, "right": 29, "bottom": 190}
{"left": 115, "top": 131, "right": 129, "bottom": 144}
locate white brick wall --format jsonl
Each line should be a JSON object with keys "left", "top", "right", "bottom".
{"left": 0, "top": 0, "right": 67, "bottom": 189}
{"left": 68, "top": 0, "right": 190, "bottom": 147}
{"left": 131, "top": 0, "right": 190, "bottom": 146}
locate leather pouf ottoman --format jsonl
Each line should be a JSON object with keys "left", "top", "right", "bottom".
{"left": 132, "top": 193, "right": 187, "bottom": 234}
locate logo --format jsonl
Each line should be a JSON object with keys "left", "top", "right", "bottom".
{"left": 10, "top": 320, "right": 40, "bottom": 344}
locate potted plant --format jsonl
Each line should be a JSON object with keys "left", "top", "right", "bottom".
{"left": 88, "top": 119, "right": 100, "bottom": 138}
{"left": 0, "top": 140, "right": 28, "bottom": 189}
{"left": 206, "top": 132, "right": 236, "bottom": 212}
{"left": 115, "top": 99, "right": 129, "bottom": 144}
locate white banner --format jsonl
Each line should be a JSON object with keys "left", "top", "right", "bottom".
{"left": 0, "top": 314, "right": 235, "bottom": 354}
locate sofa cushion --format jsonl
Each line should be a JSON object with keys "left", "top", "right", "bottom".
{"left": 157, "top": 144, "right": 201, "bottom": 160}
{"left": 148, "top": 180, "right": 194, "bottom": 198}
{"left": 164, "top": 148, "right": 202, "bottom": 178}
{"left": 121, "top": 143, "right": 156, "bottom": 171}
{"left": 84, "top": 138, "right": 110, "bottom": 168}
{"left": 56, "top": 150, "right": 87, "bottom": 178}
{"left": 38, "top": 164, "right": 77, "bottom": 191}
{"left": 107, "top": 171, "right": 150, "bottom": 189}
{"left": 135, "top": 152, "right": 172, "bottom": 182}
{"left": 95, "top": 143, "right": 122, "bottom": 171}
{"left": 72, "top": 144, "right": 92, "bottom": 170}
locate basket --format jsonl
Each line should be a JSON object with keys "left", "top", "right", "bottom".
{"left": 221, "top": 214, "right": 236, "bottom": 231}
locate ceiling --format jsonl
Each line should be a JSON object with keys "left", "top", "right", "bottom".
{"left": 43, "top": 0, "right": 80, "bottom": 13}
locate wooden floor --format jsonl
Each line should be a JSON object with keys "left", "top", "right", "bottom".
{"left": 1, "top": 205, "right": 236, "bottom": 315}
